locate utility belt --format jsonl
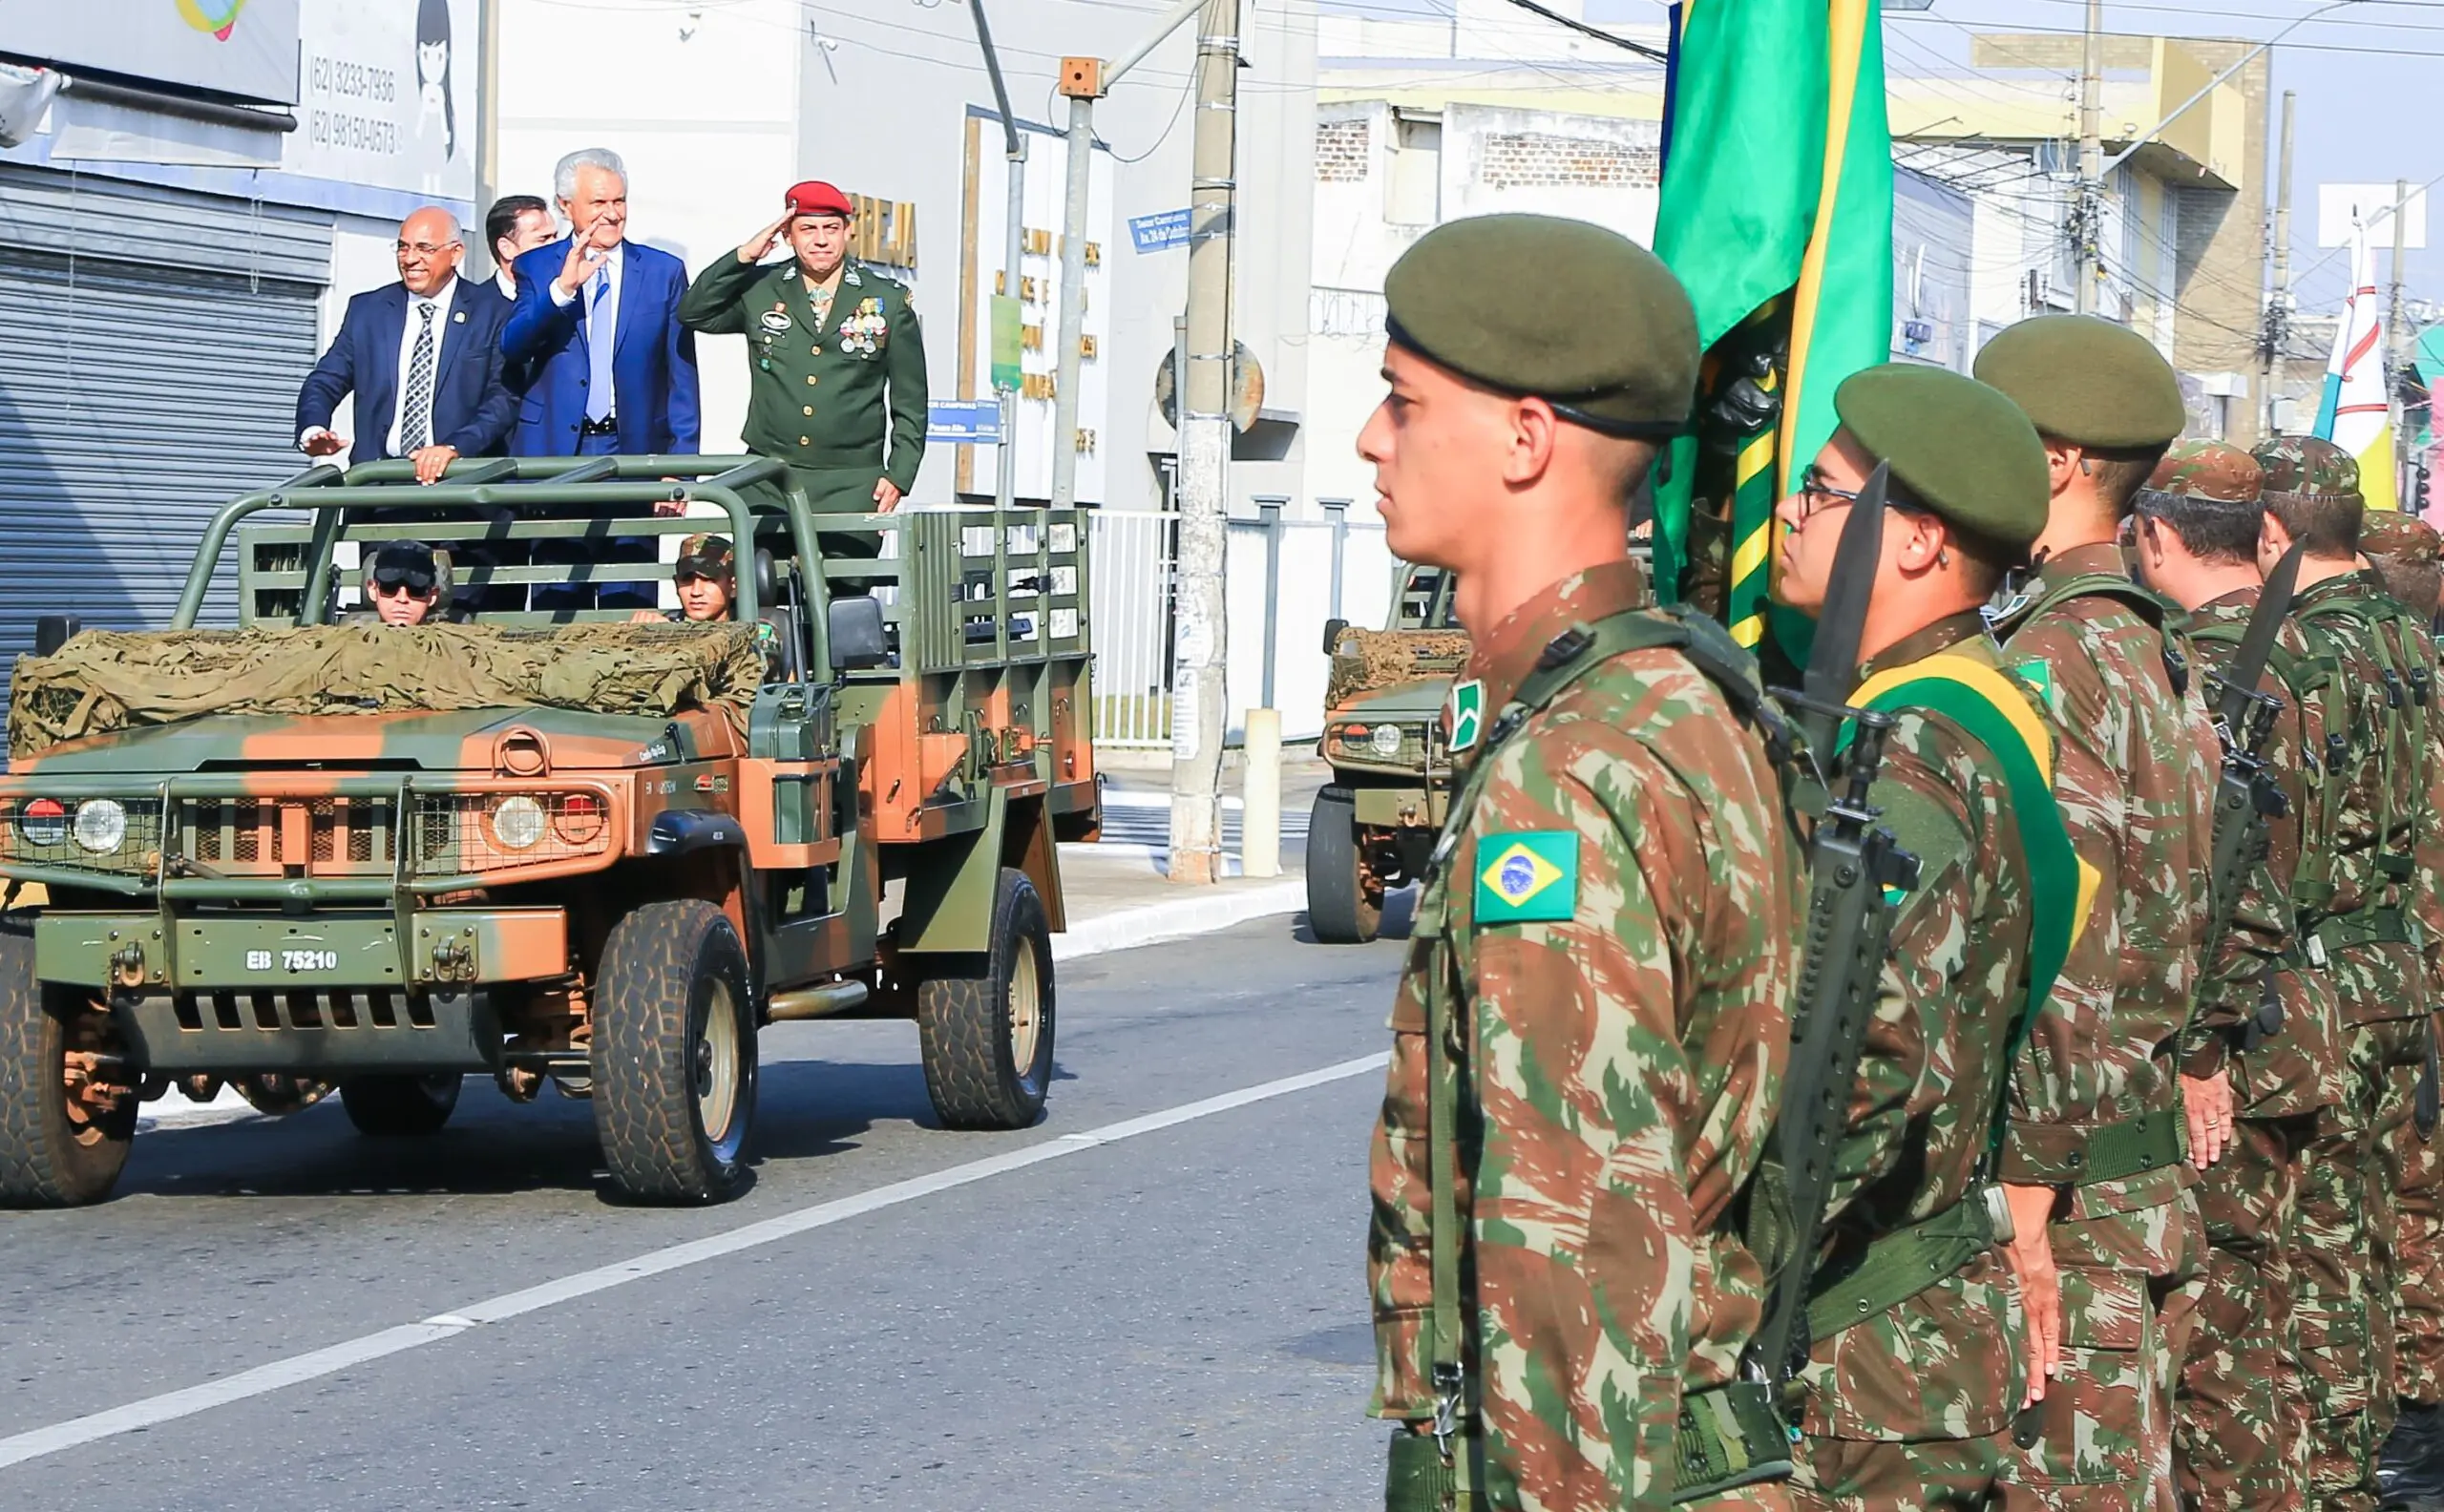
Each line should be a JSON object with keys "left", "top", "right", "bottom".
{"left": 1801, "top": 1189, "right": 2003, "bottom": 1348}
{"left": 578, "top": 413, "right": 621, "bottom": 437}
{"left": 2001, "top": 1109, "right": 2185, "bottom": 1187}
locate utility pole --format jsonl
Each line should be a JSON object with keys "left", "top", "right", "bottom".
{"left": 2074, "top": 0, "right": 2103, "bottom": 315}
{"left": 964, "top": 0, "right": 1027, "bottom": 513}
{"left": 2263, "top": 90, "right": 2296, "bottom": 436}
{"left": 1169, "top": 0, "right": 1240, "bottom": 886}
{"left": 2390, "top": 177, "right": 2412, "bottom": 503}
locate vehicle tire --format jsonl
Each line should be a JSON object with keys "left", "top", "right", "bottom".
{"left": 0, "top": 914, "right": 135, "bottom": 1207}
{"left": 340, "top": 1074, "right": 462, "bottom": 1136}
{"left": 916, "top": 868, "right": 1055, "bottom": 1131}
{"left": 592, "top": 899, "right": 757, "bottom": 1203}
{"left": 1306, "top": 788, "right": 1382, "bottom": 944}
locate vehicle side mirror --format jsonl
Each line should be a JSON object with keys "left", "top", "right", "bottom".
{"left": 828, "top": 595, "right": 889, "bottom": 672}
{"left": 1320, "top": 617, "right": 1349, "bottom": 655}
{"left": 33, "top": 615, "right": 77, "bottom": 657}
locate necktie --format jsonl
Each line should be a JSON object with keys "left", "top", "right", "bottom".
{"left": 586, "top": 264, "right": 615, "bottom": 424}
{"left": 400, "top": 302, "right": 437, "bottom": 453}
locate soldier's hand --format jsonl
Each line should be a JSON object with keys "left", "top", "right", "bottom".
{"left": 410, "top": 445, "right": 459, "bottom": 485}
{"left": 873, "top": 477, "right": 903, "bottom": 513}
{"left": 739, "top": 211, "right": 794, "bottom": 264}
{"left": 2181, "top": 1068, "right": 2234, "bottom": 1168}
{"left": 2000, "top": 1182, "right": 2063, "bottom": 1404}
{"left": 301, "top": 428, "right": 348, "bottom": 458}
{"left": 629, "top": 609, "right": 664, "bottom": 623}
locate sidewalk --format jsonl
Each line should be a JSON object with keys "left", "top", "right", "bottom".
{"left": 145, "top": 757, "right": 1330, "bottom": 1132}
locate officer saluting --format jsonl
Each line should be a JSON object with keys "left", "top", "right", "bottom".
{"left": 1360, "top": 215, "right": 1803, "bottom": 1508}
{"left": 679, "top": 180, "right": 927, "bottom": 538}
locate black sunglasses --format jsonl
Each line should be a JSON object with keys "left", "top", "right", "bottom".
{"left": 371, "top": 566, "right": 436, "bottom": 594}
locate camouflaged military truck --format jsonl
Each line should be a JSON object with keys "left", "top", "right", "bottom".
{"left": 1308, "top": 566, "right": 1466, "bottom": 943}
{"left": 0, "top": 456, "right": 1099, "bottom": 1207}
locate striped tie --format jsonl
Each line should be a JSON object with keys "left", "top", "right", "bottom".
{"left": 400, "top": 302, "right": 437, "bottom": 453}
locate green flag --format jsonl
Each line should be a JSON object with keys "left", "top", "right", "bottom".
{"left": 1652, "top": 0, "right": 1894, "bottom": 662}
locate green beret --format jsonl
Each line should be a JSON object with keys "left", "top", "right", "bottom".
{"left": 1382, "top": 214, "right": 1696, "bottom": 438}
{"left": 1971, "top": 314, "right": 2186, "bottom": 449}
{"left": 1833, "top": 364, "right": 2051, "bottom": 553}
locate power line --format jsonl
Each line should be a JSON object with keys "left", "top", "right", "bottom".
{"left": 1485, "top": 0, "right": 1669, "bottom": 60}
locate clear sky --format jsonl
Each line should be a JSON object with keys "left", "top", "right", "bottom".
{"left": 1320, "top": 0, "right": 2444, "bottom": 324}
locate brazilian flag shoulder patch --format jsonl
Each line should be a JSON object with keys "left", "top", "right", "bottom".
{"left": 1473, "top": 830, "right": 1578, "bottom": 924}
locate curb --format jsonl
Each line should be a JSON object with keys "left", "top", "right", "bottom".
{"left": 1051, "top": 878, "right": 1308, "bottom": 961}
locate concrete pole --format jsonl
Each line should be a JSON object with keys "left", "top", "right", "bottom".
{"left": 2391, "top": 178, "right": 2412, "bottom": 503}
{"left": 2265, "top": 90, "right": 2296, "bottom": 436}
{"left": 1242, "top": 707, "right": 1281, "bottom": 880}
{"left": 2075, "top": 0, "right": 2103, "bottom": 316}
{"left": 1168, "top": 0, "right": 1240, "bottom": 886}
{"left": 473, "top": 0, "right": 500, "bottom": 280}
{"left": 964, "top": 0, "right": 1026, "bottom": 512}
{"left": 1049, "top": 84, "right": 1096, "bottom": 510}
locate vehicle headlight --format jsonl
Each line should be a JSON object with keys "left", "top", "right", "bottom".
{"left": 1370, "top": 724, "right": 1405, "bottom": 758}
{"left": 490, "top": 795, "right": 547, "bottom": 850}
{"left": 17, "top": 798, "right": 68, "bottom": 848}
{"left": 72, "top": 800, "right": 127, "bottom": 854}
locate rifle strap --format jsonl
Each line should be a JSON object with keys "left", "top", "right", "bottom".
{"left": 1673, "top": 1382, "right": 1794, "bottom": 1502}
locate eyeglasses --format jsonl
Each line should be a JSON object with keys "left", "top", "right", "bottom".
{"left": 1793, "top": 466, "right": 1871, "bottom": 523}
{"left": 371, "top": 568, "right": 436, "bottom": 595}
{"left": 393, "top": 241, "right": 461, "bottom": 257}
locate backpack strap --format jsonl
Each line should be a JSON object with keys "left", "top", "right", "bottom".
{"left": 1993, "top": 569, "right": 2192, "bottom": 698}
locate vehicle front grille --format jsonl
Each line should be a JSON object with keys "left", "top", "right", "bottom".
{"left": 184, "top": 797, "right": 398, "bottom": 873}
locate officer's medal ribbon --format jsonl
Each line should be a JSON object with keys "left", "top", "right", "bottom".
{"left": 1473, "top": 831, "right": 1576, "bottom": 924}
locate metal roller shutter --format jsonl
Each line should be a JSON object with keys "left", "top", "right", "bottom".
{"left": 0, "top": 168, "right": 330, "bottom": 673}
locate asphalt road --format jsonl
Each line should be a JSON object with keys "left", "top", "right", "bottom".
{"left": 0, "top": 911, "right": 1413, "bottom": 1510}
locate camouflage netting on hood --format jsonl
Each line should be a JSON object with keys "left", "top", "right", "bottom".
{"left": 1327, "top": 627, "right": 1472, "bottom": 707}
{"left": 9, "top": 622, "right": 766, "bottom": 758}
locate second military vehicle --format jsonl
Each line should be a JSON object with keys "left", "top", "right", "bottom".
{"left": 1308, "top": 566, "right": 1466, "bottom": 943}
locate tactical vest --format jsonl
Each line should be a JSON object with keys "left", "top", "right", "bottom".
{"left": 1988, "top": 569, "right": 2202, "bottom": 1186}
{"left": 2291, "top": 584, "right": 2433, "bottom": 982}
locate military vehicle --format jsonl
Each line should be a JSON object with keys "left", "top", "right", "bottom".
{"left": 0, "top": 456, "right": 1099, "bottom": 1207}
{"left": 1308, "top": 566, "right": 1466, "bottom": 943}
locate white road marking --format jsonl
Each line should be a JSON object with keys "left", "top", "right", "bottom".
{"left": 0, "top": 1051, "right": 1390, "bottom": 1473}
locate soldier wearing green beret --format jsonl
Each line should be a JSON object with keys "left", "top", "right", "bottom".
{"left": 2254, "top": 435, "right": 2444, "bottom": 1510}
{"left": 677, "top": 180, "right": 926, "bottom": 557}
{"left": 1359, "top": 212, "right": 1806, "bottom": 1510}
{"left": 2128, "top": 439, "right": 2338, "bottom": 1512}
{"left": 1769, "top": 362, "right": 2073, "bottom": 1510}
{"left": 1975, "top": 314, "right": 2218, "bottom": 1512}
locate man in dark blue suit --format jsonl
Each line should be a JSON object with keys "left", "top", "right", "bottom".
{"left": 297, "top": 206, "right": 516, "bottom": 482}
{"left": 502, "top": 148, "right": 700, "bottom": 609}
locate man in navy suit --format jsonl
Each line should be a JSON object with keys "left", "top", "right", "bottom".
{"left": 297, "top": 206, "right": 516, "bottom": 483}
{"left": 502, "top": 147, "right": 699, "bottom": 607}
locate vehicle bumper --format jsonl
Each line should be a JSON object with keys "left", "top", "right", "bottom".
{"left": 36, "top": 908, "right": 569, "bottom": 995}
{"left": 1350, "top": 786, "right": 1446, "bottom": 830}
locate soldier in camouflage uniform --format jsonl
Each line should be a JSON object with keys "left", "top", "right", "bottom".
{"left": 2253, "top": 437, "right": 2433, "bottom": 1512}
{"left": 1770, "top": 363, "right": 2066, "bottom": 1510}
{"left": 1973, "top": 316, "right": 2217, "bottom": 1512}
{"left": 2357, "top": 509, "right": 2444, "bottom": 1508}
{"left": 2130, "top": 440, "right": 2342, "bottom": 1512}
{"left": 1361, "top": 215, "right": 1805, "bottom": 1510}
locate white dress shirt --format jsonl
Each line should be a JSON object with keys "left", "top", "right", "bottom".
{"left": 386, "top": 274, "right": 459, "bottom": 456}
{"left": 495, "top": 267, "right": 516, "bottom": 303}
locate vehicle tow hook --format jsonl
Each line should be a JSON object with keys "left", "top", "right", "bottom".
{"left": 109, "top": 941, "right": 146, "bottom": 991}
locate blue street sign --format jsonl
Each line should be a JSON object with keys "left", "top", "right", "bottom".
{"left": 1129, "top": 208, "right": 1192, "bottom": 254}
{"left": 927, "top": 399, "right": 1001, "bottom": 445}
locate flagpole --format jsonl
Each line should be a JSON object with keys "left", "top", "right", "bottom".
{"left": 2390, "top": 178, "right": 2412, "bottom": 506}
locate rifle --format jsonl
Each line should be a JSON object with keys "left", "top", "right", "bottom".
{"left": 2202, "top": 544, "right": 2302, "bottom": 1049}
{"left": 1748, "top": 463, "right": 1923, "bottom": 1389}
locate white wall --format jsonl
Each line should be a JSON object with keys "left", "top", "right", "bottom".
{"left": 495, "top": 0, "right": 805, "bottom": 457}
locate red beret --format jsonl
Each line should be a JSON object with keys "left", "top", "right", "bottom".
{"left": 785, "top": 180, "right": 853, "bottom": 219}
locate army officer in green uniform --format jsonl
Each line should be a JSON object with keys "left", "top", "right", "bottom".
{"left": 679, "top": 179, "right": 927, "bottom": 548}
